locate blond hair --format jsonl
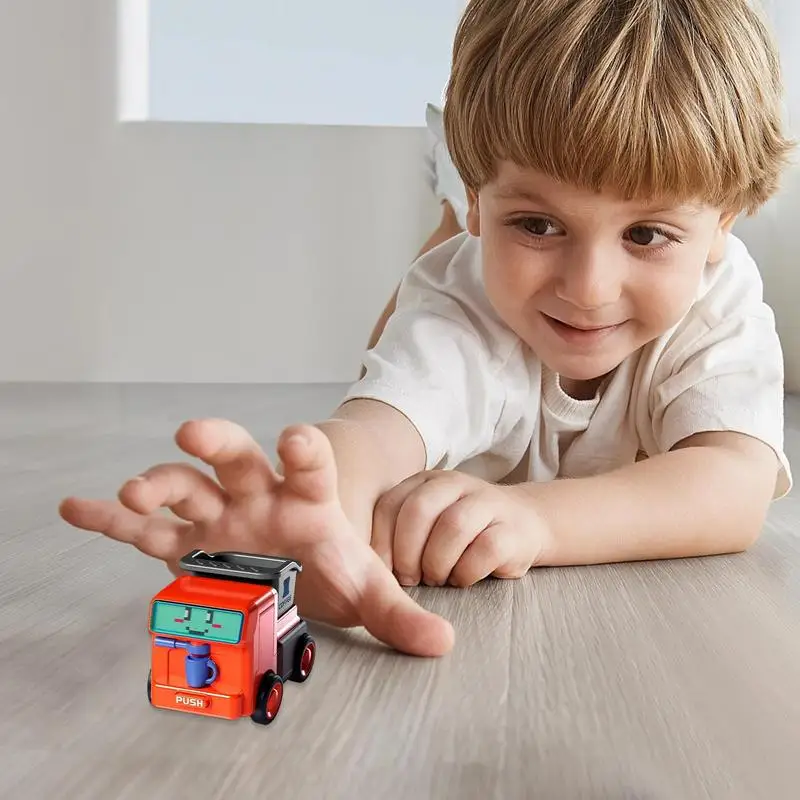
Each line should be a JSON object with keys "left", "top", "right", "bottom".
{"left": 443, "top": 0, "right": 794, "bottom": 214}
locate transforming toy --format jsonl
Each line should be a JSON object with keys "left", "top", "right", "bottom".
{"left": 146, "top": 549, "right": 316, "bottom": 725}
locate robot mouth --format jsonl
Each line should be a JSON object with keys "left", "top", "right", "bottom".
{"left": 187, "top": 628, "right": 207, "bottom": 636}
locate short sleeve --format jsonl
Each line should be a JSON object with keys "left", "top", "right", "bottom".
{"left": 342, "top": 235, "right": 533, "bottom": 477}
{"left": 650, "top": 308, "right": 792, "bottom": 498}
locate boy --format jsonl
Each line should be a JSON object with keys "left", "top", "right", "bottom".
{"left": 59, "top": 0, "right": 794, "bottom": 658}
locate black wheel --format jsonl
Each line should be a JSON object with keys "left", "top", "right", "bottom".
{"left": 251, "top": 671, "right": 284, "bottom": 725}
{"left": 290, "top": 633, "right": 316, "bottom": 682}
{"left": 147, "top": 670, "right": 152, "bottom": 704}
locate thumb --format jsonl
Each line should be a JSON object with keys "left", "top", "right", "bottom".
{"left": 277, "top": 424, "right": 338, "bottom": 504}
{"left": 359, "top": 551, "right": 455, "bottom": 657}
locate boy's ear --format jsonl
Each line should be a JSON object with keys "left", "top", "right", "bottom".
{"left": 465, "top": 187, "right": 481, "bottom": 236}
{"left": 709, "top": 210, "right": 739, "bottom": 262}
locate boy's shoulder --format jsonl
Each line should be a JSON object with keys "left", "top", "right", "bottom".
{"left": 396, "top": 231, "right": 519, "bottom": 347}
{"left": 653, "top": 232, "right": 779, "bottom": 376}
{"left": 400, "top": 230, "right": 482, "bottom": 296}
{"left": 687, "top": 232, "right": 773, "bottom": 325}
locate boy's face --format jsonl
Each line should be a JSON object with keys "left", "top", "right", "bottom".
{"left": 467, "top": 162, "right": 737, "bottom": 388}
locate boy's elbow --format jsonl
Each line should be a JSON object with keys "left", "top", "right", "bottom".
{"left": 711, "top": 482, "right": 769, "bottom": 555}
{"left": 720, "top": 447, "right": 775, "bottom": 552}
{"left": 729, "top": 519, "right": 765, "bottom": 553}
{"left": 674, "top": 430, "right": 778, "bottom": 553}
{"left": 723, "top": 449, "right": 776, "bottom": 551}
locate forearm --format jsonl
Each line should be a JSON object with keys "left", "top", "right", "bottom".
{"left": 315, "top": 399, "right": 426, "bottom": 542}
{"left": 520, "top": 434, "right": 777, "bottom": 566}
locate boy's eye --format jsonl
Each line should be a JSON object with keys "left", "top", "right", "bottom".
{"left": 520, "top": 217, "right": 559, "bottom": 236}
{"left": 628, "top": 226, "right": 671, "bottom": 246}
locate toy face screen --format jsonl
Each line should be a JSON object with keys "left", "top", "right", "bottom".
{"left": 150, "top": 601, "right": 244, "bottom": 644}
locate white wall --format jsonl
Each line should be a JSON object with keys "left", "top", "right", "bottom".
{"left": 0, "top": 0, "right": 442, "bottom": 384}
{"left": 0, "top": 0, "right": 799, "bottom": 389}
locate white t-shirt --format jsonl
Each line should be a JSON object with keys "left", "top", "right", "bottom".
{"left": 344, "top": 232, "right": 792, "bottom": 499}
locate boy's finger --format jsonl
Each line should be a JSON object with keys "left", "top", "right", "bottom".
{"left": 448, "top": 522, "right": 515, "bottom": 588}
{"left": 371, "top": 473, "right": 429, "bottom": 572}
{"left": 175, "top": 419, "right": 280, "bottom": 499}
{"left": 276, "top": 424, "right": 338, "bottom": 504}
{"left": 58, "top": 497, "right": 191, "bottom": 563}
{"left": 118, "top": 462, "right": 227, "bottom": 523}
{"left": 359, "top": 549, "right": 455, "bottom": 657}
{"left": 391, "top": 479, "right": 465, "bottom": 586}
{"left": 421, "top": 493, "right": 496, "bottom": 587}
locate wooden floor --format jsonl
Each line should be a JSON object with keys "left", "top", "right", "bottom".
{"left": 2, "top": 383, "right": 800, "bottom": 799}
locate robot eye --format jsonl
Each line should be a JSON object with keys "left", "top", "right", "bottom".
{"left": 205, "top": 610, "right": 214, "bottom": 624}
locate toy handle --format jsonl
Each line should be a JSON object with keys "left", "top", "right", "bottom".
{"left": 155, "top": 636, "right": 187, "bottom": 649}
{"left": 205, "top": 659, "right": 218, "bottom": 686}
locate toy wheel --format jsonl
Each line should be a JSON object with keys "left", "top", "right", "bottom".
{"left": 147, "top": 670, "right": 152, "bottom": 705}
{"left": 291, "top": 633, "right": 316, "bottom": 682}
{"left": 251, "top": 672, "right": 283, "bottom": 725}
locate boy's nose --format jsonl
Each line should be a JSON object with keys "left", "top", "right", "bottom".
{"left": 554, "top": 250, "right": 623, "bottom": 310}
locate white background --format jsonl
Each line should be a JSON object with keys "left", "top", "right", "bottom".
{"left": 0, "top": 0, "right": 798, "bottom": 388}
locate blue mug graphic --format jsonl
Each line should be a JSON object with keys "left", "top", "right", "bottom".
{"left": 185, "top": 643, "right": 219, "bottom": 688}
{"left": 154, "top": 637, "right": 219, "bottom": 688}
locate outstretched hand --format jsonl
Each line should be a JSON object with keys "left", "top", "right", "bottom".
{"left": 59, "top": 419, "right": 454, "bottom": 657}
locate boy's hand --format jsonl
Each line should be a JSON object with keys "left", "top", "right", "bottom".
{"left": 372, "top": 471, "right": 547, "bottom": 587}
{"left": 58, "top": 420, "right": 454, "bottom": 658}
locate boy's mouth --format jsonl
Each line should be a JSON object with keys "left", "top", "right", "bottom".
{"left": 542, "top": 313, "right": 624, "bottom": 344}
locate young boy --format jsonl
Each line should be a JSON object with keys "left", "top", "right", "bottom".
{"left": 59, "top": 0, "right": 794, "bottom": 658}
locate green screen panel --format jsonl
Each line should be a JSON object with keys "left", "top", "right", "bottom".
{"left": 151, "top": 601, "right": 244, "bottom": 644}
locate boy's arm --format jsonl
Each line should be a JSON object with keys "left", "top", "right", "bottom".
{"left": 524, "top": 431, "right": 779, "bottom": 566}
{"left": 316, "top": 399, "right": 427, "bottom": 543}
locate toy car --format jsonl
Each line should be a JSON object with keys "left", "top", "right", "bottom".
{"left": 146, "top": 549, "right": 316, "bottom": 725}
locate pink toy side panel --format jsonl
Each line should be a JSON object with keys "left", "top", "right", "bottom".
{"left": 255, "top": 596, "right": 278, "bottom": 679}
{"left": 276, "top": 606, "right": 300, "bottom": 639}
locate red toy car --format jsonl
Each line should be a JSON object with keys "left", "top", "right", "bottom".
{"left": 147, "top": 549, "right": 316, "bottom": 725}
